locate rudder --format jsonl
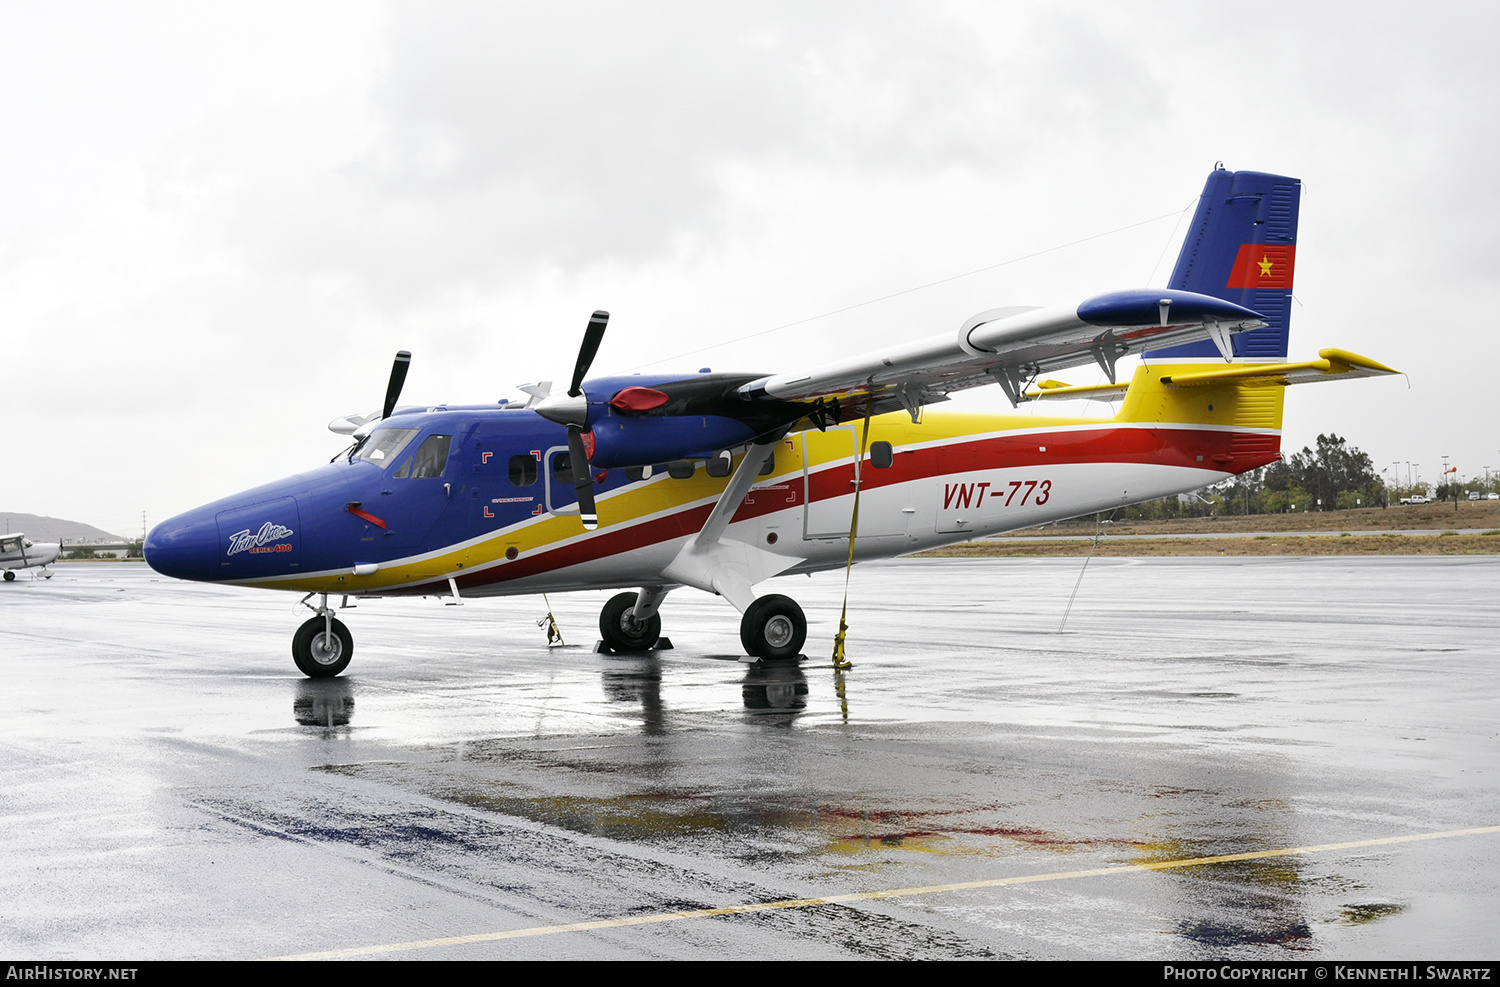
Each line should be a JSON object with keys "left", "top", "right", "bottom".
{"left": 1144, "top": 167, "right": 1301, "bottom": 362}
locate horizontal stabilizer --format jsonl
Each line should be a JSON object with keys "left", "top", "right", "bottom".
{"left": 1027, "top": 348, "right": 1399, "bottom": 400}
{"left": 1026, "top": 379, "right": 1131, "bottom": 402}
{"left": 1159, "top": 349, "right": 1399, "bottom": 387}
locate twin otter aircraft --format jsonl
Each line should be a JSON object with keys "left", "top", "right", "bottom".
{"left": 145, "top": 167, "right": 1397, "bottom": 677}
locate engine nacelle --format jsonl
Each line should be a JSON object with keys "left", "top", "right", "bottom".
{"left": 587, "top": 413, "right": 759, "bottom": 468}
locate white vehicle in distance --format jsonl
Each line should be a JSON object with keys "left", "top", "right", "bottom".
{"left": 1399, "top": 495, "right": 1430, "bottom": 505}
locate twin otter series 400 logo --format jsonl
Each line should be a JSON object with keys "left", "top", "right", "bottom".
{"left": 227, "top": 521, "right": 295, "bottom": 556}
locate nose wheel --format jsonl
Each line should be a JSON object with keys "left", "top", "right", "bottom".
{"left": 740, "top": 594, "right": 807, "bottom": 661}
{"left": 293, "top": 613, "right": 353, "bottom": 677}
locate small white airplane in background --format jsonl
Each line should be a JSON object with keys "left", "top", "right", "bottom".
{"left": 0, "top": 533, "right": 60, "bottom": 581}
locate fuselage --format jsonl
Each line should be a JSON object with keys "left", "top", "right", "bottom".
{"left": 1, "top": 540, "right": 61, "bottom": 571}
{"left": 144, "top": 400, "right": 1276, "bottom": 598}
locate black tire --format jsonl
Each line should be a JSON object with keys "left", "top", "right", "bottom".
{"left": 292, "top": 615, "right": 353, "bottom": 678}
{"left": 3, "top": 571, "right": 13, "bottom": 582}
{"left": 739, "top": 594, "right": 807, "bottom": 660}
{"left": 599, "top": 592, "right": 662, "bottom": 652}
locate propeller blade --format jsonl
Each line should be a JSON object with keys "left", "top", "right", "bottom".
{"left": 566, "top": 427, "right": 599, "bottom": 530}
{"left": 382, "top": 351, "right": 412, "bottom": 421}
{"left": 568, "top": 311, "right": 609, "bottom": 398}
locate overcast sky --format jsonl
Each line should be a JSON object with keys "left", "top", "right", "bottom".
{"left": 5, "top": 1, "right": 1497, "bottom": 536}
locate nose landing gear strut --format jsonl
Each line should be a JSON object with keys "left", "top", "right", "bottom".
{"left": 293, "top": 593, "right": 353, "bottom": 677}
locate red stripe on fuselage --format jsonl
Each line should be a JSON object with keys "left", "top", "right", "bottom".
{"left": 804, "top": 425, "right": 1274, "bottom": 504}
{"left": 396, "top": 425, "right": 1276, "bottom": 596}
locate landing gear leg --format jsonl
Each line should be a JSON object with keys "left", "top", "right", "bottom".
{"left": 293, "top": 593, "right": 353, "bottom": 677}
{"left": 739, "top": 594, "right": 807, "bottom": 661}
{"left": 598, "top": 588, "right": 665, "bottom": 653}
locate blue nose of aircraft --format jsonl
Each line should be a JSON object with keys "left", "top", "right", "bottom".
{"left": 144, "top": 508, "right": 222, "bottom": 582}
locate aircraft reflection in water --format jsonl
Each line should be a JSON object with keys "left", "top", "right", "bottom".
{"left": 743, "top": 661, "right": 810, "bottom": 717}
{"left": 601, "top": 655, "right": 666, "bottom": 735}
{"left": 145, "top": 167, "right": 1400, "bottom": 677}
{"left": 293, "top": 679, "right": 355, "bottom": 732}
{"left": 288, "top": 656, "right": 807, "bottom": 733}
{"left": 602, "top": 656, "right": 811, "bottom": 731}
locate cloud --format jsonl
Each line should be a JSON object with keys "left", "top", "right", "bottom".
{"left": 6, "top": 1, "right": 1500, "bottom": 523}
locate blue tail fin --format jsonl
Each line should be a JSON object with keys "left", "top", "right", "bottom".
{"left": 1144, "top": 166, "right": 1301, "bottom": 361}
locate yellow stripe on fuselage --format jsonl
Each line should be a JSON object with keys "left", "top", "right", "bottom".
{"left": 239, "top": 369, "right": 1274, "bottom": 595}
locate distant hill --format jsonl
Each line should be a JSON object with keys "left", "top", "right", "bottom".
{"left": 0, "top": 513, "right": 129, "bottom": 543}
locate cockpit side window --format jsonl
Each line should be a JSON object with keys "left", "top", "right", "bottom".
{"left": 393, "top": 457, "right": 412, "bottom": 479}
{"left": 355, "top": 428, "right": 418, "bottom": 467}
{"left": 409, "top": 434, "right": 452, "bottom": 478}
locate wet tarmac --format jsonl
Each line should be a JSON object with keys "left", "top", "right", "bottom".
{"left": 2, "top": 557, "right": 1497, "bottom": 960}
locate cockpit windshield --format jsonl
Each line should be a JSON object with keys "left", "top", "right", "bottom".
{"left": 354, "top": 428, "right": 418, "bottom": 467}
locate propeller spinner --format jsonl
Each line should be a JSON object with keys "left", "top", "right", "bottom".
{"left": 534, "top": 311, "right": 609, "bottom": 530}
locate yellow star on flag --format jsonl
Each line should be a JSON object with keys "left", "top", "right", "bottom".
{"left": 1257, "top": 254, "right": 1273, "bottom": 277}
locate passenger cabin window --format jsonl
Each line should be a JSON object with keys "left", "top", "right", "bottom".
{"left": 667, "top": 460, "right": 695, "bottom": 479}
{"left": 706, "top": 451, "right": 732, "bottom": 478}
{"left": 625, "top": 465, "right": 654, "bottom": 482}
{"left": 509, "top": 455, "right": 539, "bottom": 486}
{"left": 870, "top": 441, "right": 894, "bottom": 469}
{"left": 409, "top": 434, "right": 452, "bottom": 478}
{"left": 355, "top": 428, "right": 418, "bottom": 467}
{"left": 759, "top": 451, "right": 776, "bottom": 476}
{"left": 552, "top": 453, "right": 575, "bottom": 485}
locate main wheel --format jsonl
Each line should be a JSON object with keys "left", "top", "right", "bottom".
{"left": 292, "top": 615, "right": 353, "bottom": 678}
{"left": 739, "top": 594, "right": 807, "bottom": 660}
{"left": 599, "top": 592, "right": 662, "bottom": 652}
{"left": 3, "top": 571, "right": 14, "bottom": 582}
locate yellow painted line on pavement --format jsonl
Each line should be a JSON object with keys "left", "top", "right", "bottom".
{"left": 269, "top": 824, "right": 1500, "bottom": 960}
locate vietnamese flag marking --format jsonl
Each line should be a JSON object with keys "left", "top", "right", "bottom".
{"left": 1226, "top": 243, "right": 1296, "bottom": 289}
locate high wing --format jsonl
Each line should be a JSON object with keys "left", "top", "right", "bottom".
{"left": 735, "top": 288, "right": 1266, "bottom": 412}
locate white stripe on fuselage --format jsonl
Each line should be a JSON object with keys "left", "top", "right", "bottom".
{"left": 238, "top": 421, "right": 1244, "bottom": 596}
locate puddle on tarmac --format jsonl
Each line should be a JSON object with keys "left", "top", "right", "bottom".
{"left": 1339, "top": 902, "right": 1405, "bottom": 925}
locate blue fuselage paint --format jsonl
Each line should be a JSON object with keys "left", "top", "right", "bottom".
{"left": 145, "top": 407, "right": 604, "bottom": 584}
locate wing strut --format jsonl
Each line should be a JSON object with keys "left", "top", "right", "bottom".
{"left": 661, "top": 438, "right": 800, "bottom": 613}
{"left": 691, "top": 439, "right": 779, "bottom": 551}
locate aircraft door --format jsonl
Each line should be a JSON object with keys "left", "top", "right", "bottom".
{"left": 802, "top": 427, "right": 858, "bottom": 539}
{"left": 474, "top": 446, "right": 542, "bottom": 532}
{"left": 378, "top": 432, "right": 463, "bottom": 550}
{"left": 543, "top": 444, "right": 582, "bottom": 518}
